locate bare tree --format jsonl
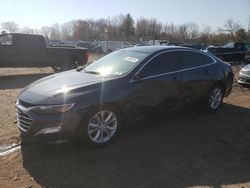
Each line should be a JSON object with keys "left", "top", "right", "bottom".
{"left": 123, "top": 13, "right": 135, "bottom": 40}
{"left": 178, "top": 24, "right": 188, "bottom": 41}
{"left": 236, "top": 28, "right": 247, "bottom": 42}
{"left": 2, "top": 13, "right": 245, "bottom": 45}
{"left": 73, "top": 20, "right": 91, "bottom": 41}
{"left": 96, "top": 19, "right": 108, "bottom": 40}
{"left": 199, "top": 26, "right": 212, "bottom": 45}
{"left": 41, "top": 26, "right": 51, "bottom": 39}
{"left": 162, "top": 23, "right": 177, "bottom": 41}
{"left": 61, "top": 20, "right": 77, "bottom": 40}
{"left": 186, "top": 23, "right": 199, "bottom": 39}
{"left": 1, "top": 22, "right": 19, "bottom": 32}
{"left": 148, "top": 18, "right": 162, "bottom": 41}
{"left": 21, "top": 27, "right": 33, "bottom": 34}
{"left": 136, "top": 17, "right": 149, "bottom": 40}
{"left": 50, "top": 23, "right": 61, "bottom": 40}
{"left": 219, "top": 19, "right": 242, "bottom": 40}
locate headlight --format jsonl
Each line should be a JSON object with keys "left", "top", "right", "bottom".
{"left": 31, "top": 103, "right": 75, "bottom": 115}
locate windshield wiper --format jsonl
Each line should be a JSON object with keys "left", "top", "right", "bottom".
{"left": 84, "top": 70, "right": 101, "bottom": 76}
{"left": 76, "top": 64, "right": 87, "bottom": 72}
{"left": 76, "top": 65, "right": 102, "bottom": 76}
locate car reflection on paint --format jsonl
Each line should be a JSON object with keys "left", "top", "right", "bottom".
{"left": 16, "top": 46, "right": 234, "bottom": 146}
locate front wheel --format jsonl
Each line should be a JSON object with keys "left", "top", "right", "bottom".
{"left": 206, "top": 84, "right": 224, "bottom": 112}
{"left": 78, "top": 107, "right": 121, "bottom": 146}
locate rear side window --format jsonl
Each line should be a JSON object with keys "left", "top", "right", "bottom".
{"left": 179, "top": 51, "right": 204, "bottom": 69}
{"left": 142, "top": 52, "right": 181, "bottom": 77}
{"left": 202, "top": 54, "right": 214, "bottom": 65}
{"left": 0, "top": 35, "right": 12, "bottom": 45}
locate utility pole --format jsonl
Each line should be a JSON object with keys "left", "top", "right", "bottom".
{"left": 248, "top": 16, "right": 250, "bottom": 32}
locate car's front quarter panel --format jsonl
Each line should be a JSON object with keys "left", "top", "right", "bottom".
{"left": 71, "top": 78, "right": 131, "bottom": 118}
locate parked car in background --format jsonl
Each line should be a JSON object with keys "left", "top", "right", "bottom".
{"left": 134, "top": 42, "right": 151, "bottom": 47}
{"left": 16, "top": 46, "right": 234, "bottom": 146}
{"left": 204, "top": 42, "right": 249, "bottom": 63}
{"left": 179, "top": 43, "right": 206, "bottom": 50}
{"left": 0, "top": 33, "right": 89, "bottom": 70}
{"left": 238, "top": 63, "right": 250, "bottom": 85}
{"left": 93, "top": 41, "right": 132, "bottom": 53}
{"left": 76, "top": 42, "right": 96, "bottom": 52}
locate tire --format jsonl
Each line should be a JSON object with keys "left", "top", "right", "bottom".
{"left": 78, "top": 106, "right": 122, "bottom": 146}
{"left": 206, "top": 84, "right": 224, "bottom": 112}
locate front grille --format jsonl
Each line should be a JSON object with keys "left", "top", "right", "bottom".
{"left": 16, "top": 108, "right": 33, "bottom": 132}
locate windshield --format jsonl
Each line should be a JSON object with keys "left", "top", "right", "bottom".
{"left": 84, "top": 49, "right": 150, "bottom": 77}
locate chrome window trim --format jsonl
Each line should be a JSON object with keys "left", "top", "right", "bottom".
{"left": 130, "top": 49, "right": 217, "bottom": 82}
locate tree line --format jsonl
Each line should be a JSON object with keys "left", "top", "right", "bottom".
{"left": 1, "top": 13, "right": 250, "bottom": 45}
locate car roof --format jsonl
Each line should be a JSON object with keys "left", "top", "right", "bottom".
{"left": 124, "top": 45, "right": 193, "bottom": 53}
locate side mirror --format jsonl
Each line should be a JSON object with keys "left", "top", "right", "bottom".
{"left": 133, "top": 71, "right": 145, "bottom": 81}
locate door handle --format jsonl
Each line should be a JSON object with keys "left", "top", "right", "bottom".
{"left": 204, "top": 70, "right": 211, "bottom": 75}
{"left": 170, "top": 76, "right": 178, "bottom": 82}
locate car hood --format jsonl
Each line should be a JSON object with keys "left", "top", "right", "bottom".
{"left": 18, "top": 70, "right": 103, "bottom": 104}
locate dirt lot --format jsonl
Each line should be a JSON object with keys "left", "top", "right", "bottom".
{"left": 0, "top": 55, "right": 250, "bottom": 188}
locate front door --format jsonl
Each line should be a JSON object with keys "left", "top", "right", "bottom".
{"left": 130, "top": 51, "right": 183, "bottom": 117}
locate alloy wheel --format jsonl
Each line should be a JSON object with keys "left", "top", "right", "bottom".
{"left": 87, "top": 110, "right": 118, "bottom": 144}
{"left": 209, "top": 87, "right": 223, "bottom": 110}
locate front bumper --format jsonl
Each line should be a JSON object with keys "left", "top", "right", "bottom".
{"left": 16, "top": 103, "right": 82, "bottom": 143}
{"left": 238, "top": 72, "right": 250, "bottom": 85}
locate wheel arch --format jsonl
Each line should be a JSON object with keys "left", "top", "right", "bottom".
{"left": 210, "top": 80, "right": 226, "bottom": 95}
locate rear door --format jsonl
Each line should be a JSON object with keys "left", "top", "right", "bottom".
{"left": 178, "top": 51, "right": 216, "bottom": 106}
{"left": 130, "top": 51, "right": 183, "bottom": 115}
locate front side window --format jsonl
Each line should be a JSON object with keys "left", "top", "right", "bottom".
{"left": 141, "top": 52, "right": 182, "bottom": 77}
{"left": 0, "top": 34, "right": 13, "bottom": 45}
{"left": 85, "top": 49, "right": 150, "bottom": 77}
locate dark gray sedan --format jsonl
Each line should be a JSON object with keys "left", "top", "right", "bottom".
{"left": 16, "top": 46, "right": 234, "bottom": 146}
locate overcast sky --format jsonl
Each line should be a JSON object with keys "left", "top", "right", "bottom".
{"left": 0, "top": 0, "right": 249, "bottom": 30}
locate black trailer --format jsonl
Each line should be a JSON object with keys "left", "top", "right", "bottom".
{"left": 204, "top": 42, "right": 250, "bottom": 63}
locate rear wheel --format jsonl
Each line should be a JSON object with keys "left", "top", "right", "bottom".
{"left": 78, "top": 107, "right": 121, "bottom": 146}
{"left": 206, "top": 84, "right": 224, "bottom": 112}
